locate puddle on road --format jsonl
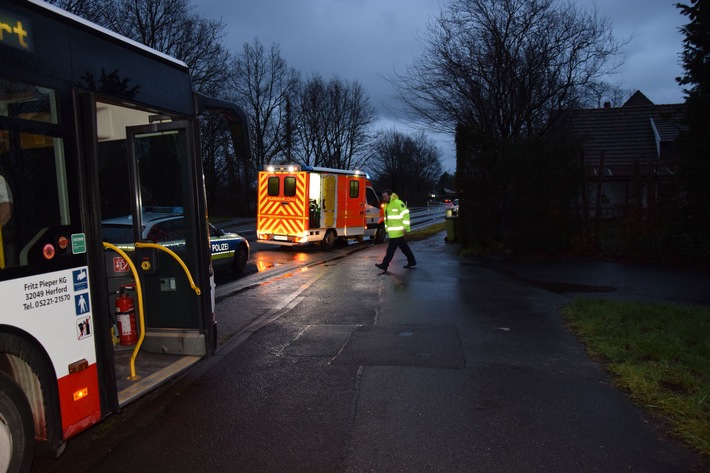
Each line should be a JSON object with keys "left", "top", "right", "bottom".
{"left": 255, "top": 260, "right": 278, "bottom": 272}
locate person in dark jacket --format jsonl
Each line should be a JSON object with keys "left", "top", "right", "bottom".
{"left": 375, "top": 190, "right": 417, "bottom": 272}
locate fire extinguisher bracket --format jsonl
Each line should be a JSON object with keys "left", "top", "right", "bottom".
{"left": 115, "top": 291, "right": 138, "bottom": 346}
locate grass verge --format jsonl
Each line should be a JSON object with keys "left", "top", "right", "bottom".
{"left": 408, "top": 222, "right": 446, "bottom": 241}
{"left": 561, "top": 299, "right": 710, "bottom": 456}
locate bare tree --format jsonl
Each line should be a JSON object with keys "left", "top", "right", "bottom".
{"left": 394, "top": 0, "right": 624, "bottom": 139}
{"left": 46, "top": 0, "right": 104, "bottom": 21}
{"left": 100, "top": 0, "right": 189, "bottom": 46}
{"left": 229, "top": 39, "right": 301, "bottom": 169}
{"left": 297, "top": 76, "right": 329, "bottom": 167}
{"left": 295, "top": 76, "right": 376, "bottom": 170}
{"left": 324, "top": 78, "right": 375, "bottom": 170}
{"left": 391, "top": 0, "right": 624, "bottom": 251}
{"left": 50, "top": 0, "right": 244, "bottom": 215}
{"left": 100, "top": 0, "right": 230, "bottom": 93}
{"left": 370, "top": 130, "right": 442, "bottom": 205}
{"left": 585, "top": 83, "right": 634, "bottom": 109}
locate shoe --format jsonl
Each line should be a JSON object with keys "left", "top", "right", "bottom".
{"left": 403, "top": 263, "right": 417, "bottom": 269}
{"left": 375, "top": 263, "right": 387, "bottom": 271}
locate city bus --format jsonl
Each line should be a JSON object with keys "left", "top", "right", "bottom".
{"left": 0, "top": 1, "right": 251, "bottom": 471}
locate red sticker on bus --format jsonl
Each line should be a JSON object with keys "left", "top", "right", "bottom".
{"left": 58, "top": 236, "right": 69, "bottom": 250}
{"left": 113, "top": 257, "right": 130, "bottom": 273}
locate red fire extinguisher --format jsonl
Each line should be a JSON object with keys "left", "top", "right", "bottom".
{"left": 115, "top": 291, "right": 137, "bottom": 346}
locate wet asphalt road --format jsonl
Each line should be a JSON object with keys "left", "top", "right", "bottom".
{"left": 32, "top": 233, "right": 708, "bottom": 473}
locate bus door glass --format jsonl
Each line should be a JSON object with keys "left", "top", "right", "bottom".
{"left": 96, "top": 101, "right": 207, "bottom": 359}
{"left": 126, "top": 121, "right": 207, "bottom": 355}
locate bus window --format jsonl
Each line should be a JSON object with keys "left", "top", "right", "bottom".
{"left": 0, "top": 78, "right": 68, "bottom": 269}
{"left": 0, "top": 78, "right": 59, "bottom": 124}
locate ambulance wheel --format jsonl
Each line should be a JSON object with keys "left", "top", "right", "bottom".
{"left": 0, "top": 371, "right": 34, "bottom": 473}
{"left": 374, "top": 225, "right": 386, "bottom": 243}
{"left": 321, "top": 230, "right": 336, "bottom": 249}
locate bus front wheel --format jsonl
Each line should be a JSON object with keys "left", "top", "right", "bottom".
{"left": 0, "top": 371, "right": 34, "bottom": 473}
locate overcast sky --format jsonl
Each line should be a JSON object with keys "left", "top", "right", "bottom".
{"left": 191, "top": 0, "right": 687, "bottom": 172}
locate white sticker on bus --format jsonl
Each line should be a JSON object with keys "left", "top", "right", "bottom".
{"left": 0, "top": 266, "right": 97, "bottom": 377}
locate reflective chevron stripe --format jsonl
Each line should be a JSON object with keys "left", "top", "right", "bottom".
{"left": 257, "top": 173, "right": 308, "bottom": 237}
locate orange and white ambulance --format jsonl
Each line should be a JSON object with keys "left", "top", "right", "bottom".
{"left": 257, "top": 165, "right": 384, "bottom": 248}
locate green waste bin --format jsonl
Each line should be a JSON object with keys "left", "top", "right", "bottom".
{"left": 445, "top": 214, "right": 458, "bottom": 242}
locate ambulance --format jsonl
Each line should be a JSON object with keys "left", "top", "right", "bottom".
{"left": 257, "top": 165, "right": 384, "bottom": 248}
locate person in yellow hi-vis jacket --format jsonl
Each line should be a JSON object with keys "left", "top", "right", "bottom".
{"left": 375, "top": 190, "right": 417, "bottom": 272}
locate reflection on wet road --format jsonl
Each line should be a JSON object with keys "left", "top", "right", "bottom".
{"left": 213, "top": 205, "right": 445, "bottom": 287}
{"left": 214, "top": 239, "right": 376, "bottom": 287}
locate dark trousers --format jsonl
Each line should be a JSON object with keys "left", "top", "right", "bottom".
{"left": 381, "top": 236, "right": 416, "bottom": 268}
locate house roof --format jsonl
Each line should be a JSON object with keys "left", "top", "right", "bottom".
{"left": 562, "top": 92, "right": 686, "bottom": 169}
{"left": 622, "top": 90, "right": 654, "bottom": 107}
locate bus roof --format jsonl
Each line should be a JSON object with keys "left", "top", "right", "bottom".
{"left": 27, "top": 0, "right": 188, "bottom": 69}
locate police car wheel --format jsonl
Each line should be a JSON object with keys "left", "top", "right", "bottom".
{"left": 232, "top": 245, "right": 248, "bottom": 273}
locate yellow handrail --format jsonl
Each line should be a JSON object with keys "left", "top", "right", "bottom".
{"left": 102, "top": 241, "right": 202, "bottom": 380}
{"left": 102, "top": 242, "right": 144, "bottom": 380}
{"left": 134, "top": 242, "right": 201, "bottom": 295}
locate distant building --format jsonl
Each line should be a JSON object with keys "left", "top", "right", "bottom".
{"left": 560, "top": 91, "right": 686, "bottom": 218}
